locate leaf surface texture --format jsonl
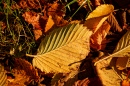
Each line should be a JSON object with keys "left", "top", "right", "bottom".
{"left": 28, "top": 24, "right": 92, "bottom": 73}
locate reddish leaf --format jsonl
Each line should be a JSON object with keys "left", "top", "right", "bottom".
{"left": 90, "top": 21, "right": 111, "bottom": 50}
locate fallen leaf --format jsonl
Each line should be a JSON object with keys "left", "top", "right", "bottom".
{"left": 13, "top": 58, "right": 39, "bottom": 82}
{"left": 11, "top": 0, "right": 46, "bottom": 9}
{"left": 95, "top": 29, "right": 130, "bottom": 65}
{"left": 26, "top": 24, "right": 92, "bottom": 73}
{"left": 73, "top": 78, "right": 89, "bottom": 86}
{"left": 90, "top": 21, "right": 111, "bottom": 50}
{"left": 122, "top": 79, "right": 130, "bottom": 86}
{"left": 95, "top": 59, "right": 122, "bottom": 86}
{"left": 51, "top": 71, "right": 78, "bottom": 86}
{"left": 107, "top": 14, "right": 122, "bottom": 32}
{"left": 43, "top": 1, "right": 65, "bottom": 17}
{"left": 22, "top": 12, "right": 55, "bottom": 40}
{"left": 0, "top": 64, "right": 8, "bottom": 86}
{"left": 43, "top": 1, "right": 67, "bottom": 27}
{"left": 44, "top": 15, "right": 54, "bottom": 32}
{"left": 84, "top": 4, "right": 114, "bottom": 33}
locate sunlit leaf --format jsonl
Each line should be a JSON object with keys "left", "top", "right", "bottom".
{"left": 27, "top": 24, "right": 92, "bottom": 73}
{"left": 0, "top": 64, "right": 7, "bottom": 86}
{"left": 95, "top": 30, "right": 130, "bottom": 65}
{"left": 84, "top": 4, "right": 114, "bottom": 33}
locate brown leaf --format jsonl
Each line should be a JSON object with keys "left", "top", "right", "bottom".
{"left": 43, "top": 1, "right": 65, "bottom": 17}
{"left": 43, "top": 1, "right": 68, "bottom": 27}
{"left": 91, "top": 0, "right": 101, "bottom": 7}
{"left": 90, "top": 21, "right": 111, "bottom": 50}
{"left": 22, "top": 11, "right": 44, "bottom": 40}
{"left": 73, "top": 78, "right": 89, "bottom": 86}
{"left": 13, "top": 58, "right": 39, "bottom": 82}
{"left": 51, "top": 71, "right": 79, "bottom": 86}
{"left": 52, "top": 14, "right": 68, "bottom": 27}
{"left": 11, "top": 0, "right": 46, "bottom": 9}
{"left": 122, "top": 80, "right": 130, "bottom": 86}
{"left": 0, "top": 21, "right": 6, "bottom": 30}
{"left": 23, "top": 11, "right": 55, "bottom": 40}
{"left": 107, "top": 14, "right": 122, "bottom": 32}
{"left": 117, "top": 10, "right": 127, "bottom": 29}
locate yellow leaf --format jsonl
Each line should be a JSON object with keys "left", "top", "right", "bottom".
{"left": 84, "top": 4, "right": 114, "bottom": 33}
{"left": 27, "top": 24, "right": 92, "bottom": 73}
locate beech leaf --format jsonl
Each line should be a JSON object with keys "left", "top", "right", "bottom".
{"left": 84, "top": 4, "right": 114, "bottom": 33}
{"left": 0, "top": 64, "right": 7, "bottom": 86}
{"left": 26, "top": 24, "right": 92, "bottom": 73}
{"left": 95, "top": 30, "right": 130, "bottom": 65}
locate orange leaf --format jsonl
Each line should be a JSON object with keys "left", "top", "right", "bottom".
{"left": 90, "top": 21, "right": 111, "bottom": 50}
{"left": 122, "top": 80, "right": 130, "bottom": 86}
{"left": 14, "top": 58, "right": 39, "bottom": 82}
{"left": 44, "top": 15, "right": 54, "bottom": 32}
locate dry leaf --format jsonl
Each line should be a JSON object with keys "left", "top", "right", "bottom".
{"left": 43, "top": 1, "right": 67, "bottom": 27}
{"left": 8, "top": 69, "right": 30, "bottom": 86}
{"left": 107, "top": 14, "right": 122, "bottom": 32}
{"left": 52, "top": 14, "right": 68, "bottom": 27}
{"left": 91, "top": 0, "right": 101, "bottom": 7}
{"left": 73, "top": 78, "right": 89, "bottom": 86}
{"left": 13, "top": 58, "right": 39, "bottom": 82}
{"left": 116, "top": 57, "right": 130, "bottom": 70}
{"left": 95, "top": 29, "right": 130, "bottom": 65}
{"left": 122, "top": 79, "right": 130, "bottom": 86}
{"left": 22, "top": 12, "right": 55, "bottom": 40}
{"left": 90, "top": 21, "right": 111, "bottom": 50}
{"left": 26, "top": 24, "right": 92, "bottom": 73}
{"left": 0, "top": 64, "right": 8, "bottom": 86}
{"left": 51, "top": 71, "right": 78, "bottom": 86}
{"left": 95, "top": 59, "right": 122, "bottom": 86}
{"left": 117, "top": 10, "right": 127, "bottom": 29}
{"left": 44, "top": 15, "right": 54, "bottom": 32}
{"left": 11, "top": 0, "right": 46, "bottom": 9}
{"left": 84, "top": 4, "right": 114, "bottom": 33}
{"left": 43, "top": 2, "right": 65, "bottom": 17}
{"left": 22, "top": 11, "right": 43, "bottom": 40}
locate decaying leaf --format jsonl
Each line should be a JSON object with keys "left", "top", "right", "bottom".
{"left": 122, "top": 79, "right": 130, "bottom": 86}
{"left": 13, "top": 58, "right": 39, "bottom": 82}
{"left": 95, "top": 29, "right": 130, "bottom": 65}
{"left": 95, "top": 59, "right": 122, "bottom": 86}
{"left": 90, "top": 21, "right": 111, "bottom": 50}
{"left": 73, "top": 78, "right": 89, "bottom": 86}
{"left": 116, "top": 57, "right": 130, "bottom": 70}
{"left": 51, "top": 71, "right": 78, "bottom": 86}
{"left": 11, "top": 0, "right": 46, "bottom": 9}
{"left": 26, "top": 24, "right": 92, "bottom": 73}
{"left": 43, "top": 1, "right": 65, "bottom": 17}
{"left": 22, "top": 12, "right": 55, "bottom": 40}
{"left": 107, "top": 14, "right": 122, "bottom": 32}
{"left": 0, "top": 64, "right": 7, "bottom": 86}
{"left": 84, "top": 4, "right": 114, "bottom": 33}
{"left": 44, "top": 15, "right": 54, "bottom": 32}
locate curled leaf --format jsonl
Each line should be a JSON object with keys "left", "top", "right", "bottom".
{"left": 90, "top": 21, "right": 111, "bottom": 50}
{"left": 84, "top": 4, "right": 114, "bottom": 33}
{"left": 107, "top": 14, "right": 122, "bottom": 32}
{"left": 95, "top": 29, "right": 130, "bottom": 65}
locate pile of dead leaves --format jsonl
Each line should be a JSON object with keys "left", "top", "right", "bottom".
{"left": 0, "top": 0, "right": 130, "bottom": 86}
